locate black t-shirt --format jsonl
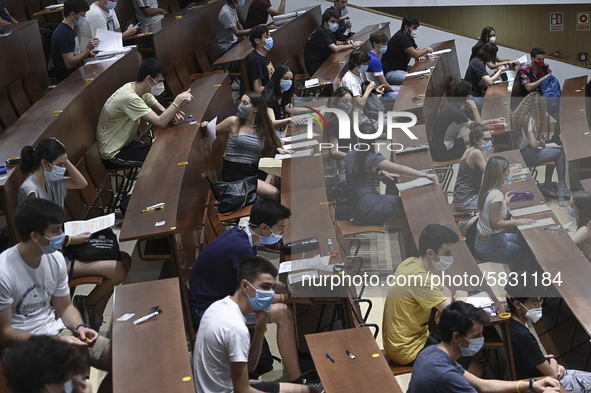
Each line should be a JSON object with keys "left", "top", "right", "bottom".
{"left": 464, "top": 57, "right": 489, "bottom": 97}
{"left": 244, "top": 0, "right": 271, "bottom": 29}
{"left": 327, "top": 116, "right": 358, "bottom": 154}
{"left": 248, "top": 51, "right": 274, "bottom": 88}
{"left": 51, "top": 23, "right": 81, "bottom": 82}
{"left": 382, "top": 28, "right": 416, "bottom": 74}
{"left": 267, "top": 93, "right": 290, "bottom": 130}
{"left": 509, "top": 318, "right": 546, "bottom": 380}
{"left": 431, "top": 101, "right": 469, "bottom": 147}
{"left": 304, "top": 25, "right": 336, "bottom": 76}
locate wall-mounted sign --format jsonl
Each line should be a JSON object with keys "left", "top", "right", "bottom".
{"left": 577, "top": 12, "right": 590, "bottom": 31}
{"left": 550, "top": 12, "right": 564, "bottom": 31}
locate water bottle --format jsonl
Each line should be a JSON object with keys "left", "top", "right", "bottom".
{"left": 558, "top": 185, "right": 566, "bottom": 207}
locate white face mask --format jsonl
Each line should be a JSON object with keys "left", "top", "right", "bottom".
{"left": 431, "top": 252, "right": 453, "bottom": 271}
{"left": 410, "top": 29, "right": 419, "bottom": 38}
{"left": 489, "top": 36, "right": 496, "bottom": 44}
{"left": 521, "top": 302, "right": 543, "bottom": 323}
{"left": 149, "top": 77, "right": 165, "bottom": 96}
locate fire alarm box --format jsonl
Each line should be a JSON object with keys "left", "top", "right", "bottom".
{"left": 579, "top": 52, "right": 588, "bottom": 62}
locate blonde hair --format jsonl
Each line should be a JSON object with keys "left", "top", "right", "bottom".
{"left": 478, "top": 156, "right": 509, "bottom": 210}
{"left": 510, "top": 92, "right": 547, "bottom": 140}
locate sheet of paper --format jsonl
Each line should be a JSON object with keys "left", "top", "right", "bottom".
{"left": 279, "top": 262, "right": 291, "bottom": 274}
{"left": 517, "top": 54, "right": 528, "bottom": 64}
{"left": 288, "top": 270, "right": 318, "bottom": 285}
{"left": 273, "top": 11, "right": 296, "bottom": 21}
{"left": 282, "top": 140, "right": 319, "bottom": 150}
{"left": 397, "top": 177, "right": 434, "bottom": 191}
{"left": 405, "top": 70, "right": 430, "bottom": 78}
{"left": 511, "top": 168, "right": 530, "bottom": 176}
{"left": 207, "top": 116, "right": 217, "bottom": 152}
{"left": 65, "top": 213, "right": 115, "bottom": 236}
{"left": 511, "top": 204, "right": 552, "bottom": 217}
{"left": 517, "top": 217, "right": 555, "bottom": 231}
{"left": 95, "top": 28, "right": 123, "bottom": 52}
{"left": 281, "top": 132, "right": 318, "bottom": 143}
{"left": 274, "top": 148, "right": 314, "bottom": 160}
{"left": 305, "top": 78, "right": 319, "bottom": 88}
{"left": 430, "top": 48, "right": 452, "bottom": 56}
{"left": 93, "top": 46, "right": 134, "bottom": 59}
{"left": 544, "top": 142, "right": 563, "bottom": 149}
{"left": 465, "top": 291, "right": 494, "bottom": 308}
{"left": 85, "top": 54, "right": 124, "bottom": 65}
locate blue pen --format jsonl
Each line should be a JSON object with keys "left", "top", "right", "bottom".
{"left": 134, "top": 21, "right": 141, "bottom": 28}
{"left": 326, "top": 353, "right": 335, "bottom": 363}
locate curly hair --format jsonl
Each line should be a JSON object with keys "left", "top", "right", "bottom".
{"left": 510, "top": 92, "right": 547, "bottom": 140}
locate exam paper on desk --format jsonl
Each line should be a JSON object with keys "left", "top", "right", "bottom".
{"left": 517, "top": 217, "right": 555, "bottom": 230}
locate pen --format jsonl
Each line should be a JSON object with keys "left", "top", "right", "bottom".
{"left": 133, "top": 309, "right": 162, "bottom": 325}
{"left": 346, "top": 350, "right": 355, "bottom": 359}
{"left": 326, "top": 353, "right": 335, "bottom": 363}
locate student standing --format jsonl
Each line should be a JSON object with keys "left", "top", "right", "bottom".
{"left": 217, "top": 0, "right": 251, "bottom": 55}
{"left": 244, "top": 0, "right": 287, "bottom": 29}
{"left": 77, "top": 0, "right": 138, "bottom": 49}
{"left": 248, "top": 25, "right": 275, "bottom": 93}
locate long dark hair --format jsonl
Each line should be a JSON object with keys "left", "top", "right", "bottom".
{"left": 262, "top": 65, "right": 294, "bottom": 104}
{"left": 476, "top": 42, "right": 498, "bottom": 63}
{"left": 326, "top": 86, "right": 354, "bottom": 123}
{"left": 473, "top": 26, "right": 495, "bottom": 50}
{"left": 237, "top": 92, "right": 282, "bottom": 152}
{"left": 20, "top": 139, "right": 66, "bottom": 175}
{"left": 573, "top": 191, "right": 591, "bottom": 230}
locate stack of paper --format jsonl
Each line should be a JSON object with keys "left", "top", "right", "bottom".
{"left": 397, "top": 177, "right": 434, "bottom": 191}
{"left": 465, "top": 291, "right": 494, "bottom": 308}
{"left": 95, "top": 28, "right": 123, "bottom": 52}
{"left": 274, "top": 148, "right": 314, "bottom": 160}
{"left": 279, "top": 255, "right": 332, "bottom": 274}
{"left": 65, "top": 213, "right": 115, "bottom": 236}
{"left": 511, "top": 204, "right": 552, "bottom": 217}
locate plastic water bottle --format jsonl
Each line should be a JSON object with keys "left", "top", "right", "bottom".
{"left": 559, "top": 185, "right": 566, "bottom": 207}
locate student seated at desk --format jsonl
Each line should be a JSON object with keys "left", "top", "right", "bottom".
{"left": 341, "top": 50, "right": 385, "bottom": 109}
{"left": 303, "top": 9, "right": 362, "bottom": 77}
{"left": 407, "top": 301, "right": 561, "bottom": 393}
{"left": 193, "top": 256, "right": 319, "bottom": 393}
{"left": 248, "top": 25, "right": 275, "bottom": 94}
{"left": 218, "top": 0, "right": 251, "bottom": 56}
{"left": 505, "top": 278, "right": 591, "bottom": 390}
{"left": 190, "top": 200, "right": 310, "bottom": 385}
{"left": 381, "top": 16, "right": 433, "bottom": 85}
{"left": 470, "top": 26, "right": 518, "bottom": 68}
{"left": 132, "top": 0, "right": 166, "bottom": 28}
{"left": 3, "top": 335, "right": 92, "bottom": 393}
{"left": 568, "top": 191, "right": 591, "bottom": 261}
{"left": 17, "top": 138, "right": 132, "bottom": 331}
{"left": 0, "top": 200, "right": 112, "bottom": 376}
{"left": 464, "top": 43, "right": 509, "bottom": 111}
{"left": 77, "top": 0, "right": 139, "bottom": 50}
{"left": 201, "top": 92, "right": 291, "bottom": 201}
{"left": 244, "top": 0, "right": 287, "bottom": 29}
{"left": 262, "top": 65, "right": 304, "bottom": 138}
{"left": 96, "top": 58, "right": 193, "bottom": 169}
{"left": 326, "top": 87, "right": 358, "bottom": 181}
{"left": 51, "top": 0, "right": 100, "bottom": 83}
{"left": 366, "top": 31, "right": 400, "bottom": 101}
{"left": 511, "top": 92, "right": 571, "bottom": 199}
{"left": 344, "top": 144, "right": 438, "bottom": 226}
{"left": 326, "top": 0, "right": 353, "bottom": 42}
{"left": 518, "top": 47, "right": 553, "bottom": 95}
{"left": 383, "top": 224, "right": 481, "bottom": 374}
{"left": 453, "top": 124, "right": 491, "bottom": 212}
{"left": 474, "top": 156, "right": 537, "bottom": 271}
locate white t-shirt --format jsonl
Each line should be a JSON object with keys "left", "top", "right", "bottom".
{"left": 0, "top": 245, "right": 69, "bottom": 336}
{"left": 77, "top": 3, "right": 121, "bottom": 50}
{"left": 341, "top": 70, "right": 364, "bottom": 97}
{"left": 193, "top": 296, "right": 250, "bottom": 393}
{"left": 133, "top": 0, "right": 164, "bottom": 27}
{"left": 477, "top": 189, "right": 509, "bottom": 236}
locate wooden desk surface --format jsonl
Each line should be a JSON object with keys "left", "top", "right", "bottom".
{"left": 559, "top": 75, "right": 590, "bottom": 162}
{"left": 481, "top": 82, "right": 512, "bottom": 128}
{"left": 33, "top": 6, "right": 62, "bottom": 16}
{"left": 311, "top": 22, "right": 390, "bottom": 85}
{"left": 306, "top": 327, "right": 403, "bottom": 393}
{"left": 581, "top": 178, "right": 591, "bottom": 192}
{"left": 112, "top": 278, "right": 195, "bottom": 393}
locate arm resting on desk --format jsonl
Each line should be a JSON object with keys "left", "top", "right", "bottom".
{"left": 376, "top": 160, "right": 438, "bottom": 184}
{"left": 465, "top": 372, "right": 561, "bottom": 393}
{"left": 482, "top": 66, "right": 506, "bottom": 87}
{"left": 267, "top": 108, "right": 291, "bottom": 130}
{"left": 140, "top": 7, "right": 167, "bottom": 16}
{"left": 488, "top": 202, "right": 533, "bottom": 230}
{"left": 231, "top": 23, "right": 250, "bottom": 37}
{"left": 328, "top": 40, "right": 362, "bottom": 53}
{"left": 405, "top": 46, "right": 432, "bottom": 59}
{"left": 0, "top": 308, "right": 33, "bottom": 347}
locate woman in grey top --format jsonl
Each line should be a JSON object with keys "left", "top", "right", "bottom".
{"left": 453, "top": 124, "right": 491, "bottom": 211}
{"left": 201, "top": 92, "right": 292, "bottom": 201}
{"left": 18, "top": 138, "right": 131, "bottom": 331}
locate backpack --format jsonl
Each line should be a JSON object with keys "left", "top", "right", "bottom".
{"left": 333, "top": 181, "right": 352, "bottom": 221}
{"left": 541, "top": 75, "right": 561, "bottom": 97}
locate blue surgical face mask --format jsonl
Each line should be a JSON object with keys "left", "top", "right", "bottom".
{"left": 247, "top": 281, "right": 275, "bottom": 310}
{"left": 338, "top": 102, "right": 353, "bottom": 114}
{"left": 105, "top": 0, "right": 117, "bottom": 9}
{"left": 263, "top": 37, "right": 273, "bottom": 50}
{"left": 64, "top": 380, "right": 73, "bottom": 393}
{"left": 358, "top": 64, "right": 368, "bottom": 73}
{"left": 480, "top": 140, "right": 493, "bottom": 151}
{"left": 236, "top": 0, "right": 245, "bottom": 7}
{"left": 40, "top": 233, "right": 65, "bottom": 254}
{"left": 568, "top": 205, "right": 577, "bottom": 218}
{"left": 459, "top": 336, "right": 484, "bottom": 357}
{"left": 74, "top": 16, "right": 86, "bottom": 26}
{"left": 279, "top": 79, "right": 292, "bottom": 92}
{"left": 45, "top": 163, "right": 66, "bottom": 182}
{"left": 258, "top": 227, "right": 283, "bottom": 245}
{"left": 379, "top": 45, "right": 388, "bottom": 54}
{"left": 328, "top": 23, "right": 338, "bottom": 32}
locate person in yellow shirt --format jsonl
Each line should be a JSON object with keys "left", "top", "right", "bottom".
{"left": 383, "top": 224, "right": 474, "bottom": 369}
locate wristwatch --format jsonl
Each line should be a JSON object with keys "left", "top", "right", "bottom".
{"left": 529, "top": 378, "right": 535, "bottom": 391}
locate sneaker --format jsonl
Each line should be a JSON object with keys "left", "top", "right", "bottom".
{"left": 538, "top": 183, "right": 558, "bottom": 199}
{"left": 72, "top": 295, "right": 103, "bottom": 332}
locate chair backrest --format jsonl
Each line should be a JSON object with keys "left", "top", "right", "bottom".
{"left": 64, "top": 188, "right": 88, "bottom": 221}
{"left": 199, "top": 205, "right": 218, "bottom": 251}
{"left": 0, "top": 88, "right": 18, "bottom": 129}
{"left": 194, "top": 46, "right": 213, "bottom": 73}
{"left": 23, "top": 70, "right": 45, "bottom": 104}
{"left": 8, "top": 79, "right": 32, "bottom": 117}
{"left": 206, "top": 191, "right": 224, "bottom": 237}
{"left": 75, "top": 157, "right": 104, "bottom": 213}
{"left": 84, "top": 144, "right": 110, "bottom": 189}
{"left": 174, "top": 59, "right": 192, "bottom": 90}
{"left": 165, "top": 65, "right": 184, "bottom": 97}
{"left": 298, "top": 49, "right": 308, "bottom": 76}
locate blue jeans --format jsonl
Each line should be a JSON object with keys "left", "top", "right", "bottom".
{"left": 470, "top": 95, "right": 484, "bottom": 113}
{"left": 520, "top": 146, "right": 565, "bottom": 182}
{"left": 385, "top": 70, "right": 407, "bottom": 85}
{"left": 381, "top": 91, "right": 398, "bottom": 102}
{"left": 475, "top": 231, "right": 535, "bottom": 271}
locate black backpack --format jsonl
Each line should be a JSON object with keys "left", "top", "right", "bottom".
{"left": 333, "top": 181, "right": 352, "bottom": 221}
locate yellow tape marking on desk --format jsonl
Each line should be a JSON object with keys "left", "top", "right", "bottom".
{"left": 170, "top": 226, "right": 177, "bottom": 230}
{"left": 458, "top": 237, "right": 466, "bottom": 242}
{"left": 319, "top": 201, "right": 329, "bottom": 206}
{"left": 177, "top": 161, "right": 189, "bottom": 167}
{"left": 418, "top": 94, "right": 425, "bottom": 97}
{"left": 53, "top": 110, "right": 63, "bottom": 115}
{"left": 580, "top": 109, "right": 585, "bottom": 112}
{"left": 339, "top": 61, "right": 346, "bottom": 64}
{"left": 85, "top": 78, "right": 94, "bottom": 82}
{"left": 146, "top": 32, "right": 153, "bottom": 35}
{"left": 214, "top": 84, "right": 221, "bottom": 88}
{"left": 372, "top": 353, "right": 380, "bottom": 358}
{"left": 182, "top": 377, "right": 192, "bottom": 382}
{"left": 176, "top": 15, "right": 182, "bottom": 19}
{"left": 504, "top": 102, "right": 510, "bottom": 105}
{"left": 191, "top": 5, "right": 202, "bottom": 8}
